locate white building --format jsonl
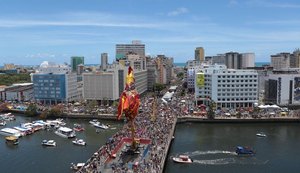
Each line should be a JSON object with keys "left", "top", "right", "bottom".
{"left": 83, "top": 63, "right": 147, "bottom": 103}
{"left": 0, "top": 83, "right": 33, "bottom": 102}
{"left": 265, "top": 69, "right": 300, "bottom": 106}
{"left": 195, "top": 65, "right": 258, "bottom": 109}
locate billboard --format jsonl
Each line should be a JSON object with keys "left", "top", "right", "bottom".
{"left": 196, "top": 73, "right": 205, "bottom": 87}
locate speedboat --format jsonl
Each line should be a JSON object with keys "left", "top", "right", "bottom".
{"left": 235, "top": 146, "right": 255, "bottom": 155}
{"left": 93, "top": 123, "right": 109, "bottom": 129}
{"left": 89, "top": 119, "right": 99, "bottom": 125}
{"left": 72, "top": 139, "right": 86, "bottom": 146}
{"left": 41, "top": 140, "right": 56, "bottom": 147}
{"left": 70, "top": 162, "right": 85, "bottom": 171}
{"left": 172, "top": 155, "right": 193, "bottom": 163}
{"left": 256, "top": 133, "right": 267, "bottom": 137}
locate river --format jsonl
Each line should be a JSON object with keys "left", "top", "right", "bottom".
{"left": 165, "top": 122, "right": 300, "bottom": 173}
{"left": 0, "top": 114, "right": 123, "bottom": 173}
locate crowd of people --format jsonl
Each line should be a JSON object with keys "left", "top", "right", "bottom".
{"left": 78, "top": 90, "right": 182, "bottom": 173}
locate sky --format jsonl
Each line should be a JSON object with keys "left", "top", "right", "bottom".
{"left": 0, "top": 0, "right": 300, "bottom": 65}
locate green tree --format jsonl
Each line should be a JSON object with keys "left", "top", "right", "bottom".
{"left": 0, "top": 74, "right": 31, "bottom": 86}
{"left": 24, "top": 103, "right": 38, "bottom": 117}
{"left": 48, "top": 105, "right": 64, "bottom": 117}
{"left": 207, "top": 101, "right": 215, "bottom": 120}
{"left": 153, "top": 83, "right": 166, "bottom": 92}
{"left": 177, "top": 72, "right": 184, "bottom": 79}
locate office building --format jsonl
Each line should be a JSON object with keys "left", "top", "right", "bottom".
{"left": 195, "top": 64, "right": 258, "bottom": 109}
{"left": 32, "top": 61, "right": 78, "bottom": 104}
{"left": 71, "top": 56, "right": 84, "bottom": 72}
{"left": 195, "top": 47, "right": 205, "bottom": 62}
{"left": 265, "top": 69, "right": 300, "bottom": 106}
{"left": 271, "top": 53, "right": 290, "bottom": 70}
{"left": 116, "top": 40, "right": 145, "bottom": 60}
{"left": 101, "top": 53, "right": 108, "bottom": 71}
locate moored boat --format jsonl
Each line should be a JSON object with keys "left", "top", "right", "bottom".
{"left": 235, "top": 146, "right": 255, "bottom": 155}
{"left": 41, "top": 140, "right": 56, "bottom": 147}
{"left": 73, "top": 124, "right": 85, "bottom": 132}
{"left": 0, "top": 120, "right": 6, "bottom": 126}
{"left": 72, "top": 139, "right": 86, "bottom": 146}
{"left": 172, "top": 155, "right": 193, "bottom": 163}
{"left": 0, "top": 128, "right": 22, "bottom": 138}
{"left": 55, "top": 127, "right": 76, "bottom": 138}
{"left": 5, "top": 136, "right": 19, "bottom": 145}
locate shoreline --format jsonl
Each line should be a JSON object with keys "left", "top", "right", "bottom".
{"left": 8, "top": 109, "right": 300, "bottom": 123}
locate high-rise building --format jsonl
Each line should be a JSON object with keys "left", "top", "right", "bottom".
{"left": 271, "top": 53, "right": 290, "bottom": 70}
{"left": 195, "top": 47, "right": 205, "bottom": 62}
{"left": 116, "top": 40, "right": 145, "bottom": 60}
{"left": 224, "top": 52, "right": 255, "bottom": 69}
{"left": 71, "top": 56, "right": 84, "bottom": 72}
{"left": 101, "top": 53, "right": 108, "bottom": 71}
{"left": 291, "top": 49, "right": 300, "bottom": 68}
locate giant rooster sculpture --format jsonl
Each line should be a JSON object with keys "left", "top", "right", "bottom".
{"left": 117, "top": 66, "right": 140, "bottom": 150}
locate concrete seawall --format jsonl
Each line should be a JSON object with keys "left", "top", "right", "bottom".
{"left": 160, "top": 118, "right": 177, "bottom": 173}
{"left": 177, "top": 117, "right": 300, "bottom": 123}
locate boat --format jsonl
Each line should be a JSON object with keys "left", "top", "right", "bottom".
{"left": 93, "top": 123, "right": 109, "bottom": 129}
{"left": 0, "top": 120, "right": 6, "bottom": 126}
{"left": 55, "top": 127, "right": 76, "bottom": 138}
{"left": 172, "top": 155, "right": 193, "bottom": 163}
{"left": 89, "top": 119, "right": 109, "bottom": 129}
{"left": 41, "top": 140, "right": 56, "bottom": 146}
{"left": 5, "top": 136, "right": 19, "bottom": 145}
{"left": 256, "top": 133, "right": 267, "bottom": 137}
{"left": 0, "top": 128, "right": 22, "bottom": 138}
{"left": 70, "top": 162, "right": 85, "bottom": 171}
{"left": 73, "top": 124, "right": 85, "bottom": 132}
{"left": 89, "top": 119, "right": 99, "bottom": 125}
{"left": 235, "top": 146, "right": 255, "bottom": 155}
{"left": 72, "top": 139, "right": 86, "bottom": 146}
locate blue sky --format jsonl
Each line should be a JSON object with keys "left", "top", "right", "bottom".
{"left": 0, "top": 0, "right": 300, "bottom": 65}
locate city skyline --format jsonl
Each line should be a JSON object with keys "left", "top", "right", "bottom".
{"left": 0, "top": 0, "right": 300, "bottom": 65}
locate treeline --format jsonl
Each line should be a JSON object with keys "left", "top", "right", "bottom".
{"left": 0, "top": 74, "right": 31, "bottom": 86}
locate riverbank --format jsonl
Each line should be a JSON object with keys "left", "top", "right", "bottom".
{"left": 177, "top": 116, "right": 300, "bottom": 123}
{"left": 8, "top": 109, "right": 300, "bottom": 123}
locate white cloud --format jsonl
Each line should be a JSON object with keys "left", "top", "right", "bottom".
{"left": 167, "top": 7, "right": 189, "bottom": 16}
{"left": 246, "top": 0, "right": 300, "bottom": 8}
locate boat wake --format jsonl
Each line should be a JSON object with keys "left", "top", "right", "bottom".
{"left": 171, "top": 150, "right": 269, "bottom": 165}
{"left": 193, "top": 158, "right": 236, "bottom": 165}
{"left": 183, "top": 150, "right": 237, "bottom": 156}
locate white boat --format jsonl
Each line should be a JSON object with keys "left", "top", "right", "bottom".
{"left": 89, "top": 119, "right": 99, "bottom": 125}
{"left": 0, "top": 128, "right": 21, "bottom": 138}
{"left": 41, "top": 140, "right": 56, "bottom": 146}
{"left": 0, "top": 120, "right": 6, "bottom": 126}
{"left": 256, "top": 133, "right": 267, "bottom": 137}
{"left": 55, "top": 127, "right": 76, "bottom": 138}
{"left": 72, "top": 139, "right": 86, "bottom": 146}
{"left": 93, "top": 123, "right": 109, "bottom": 129}
{"left": 172, "top": 155, "right": 193, "bottom": 163}
{"left": 70, "top": 162, "right": 85, "bottom": 171}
